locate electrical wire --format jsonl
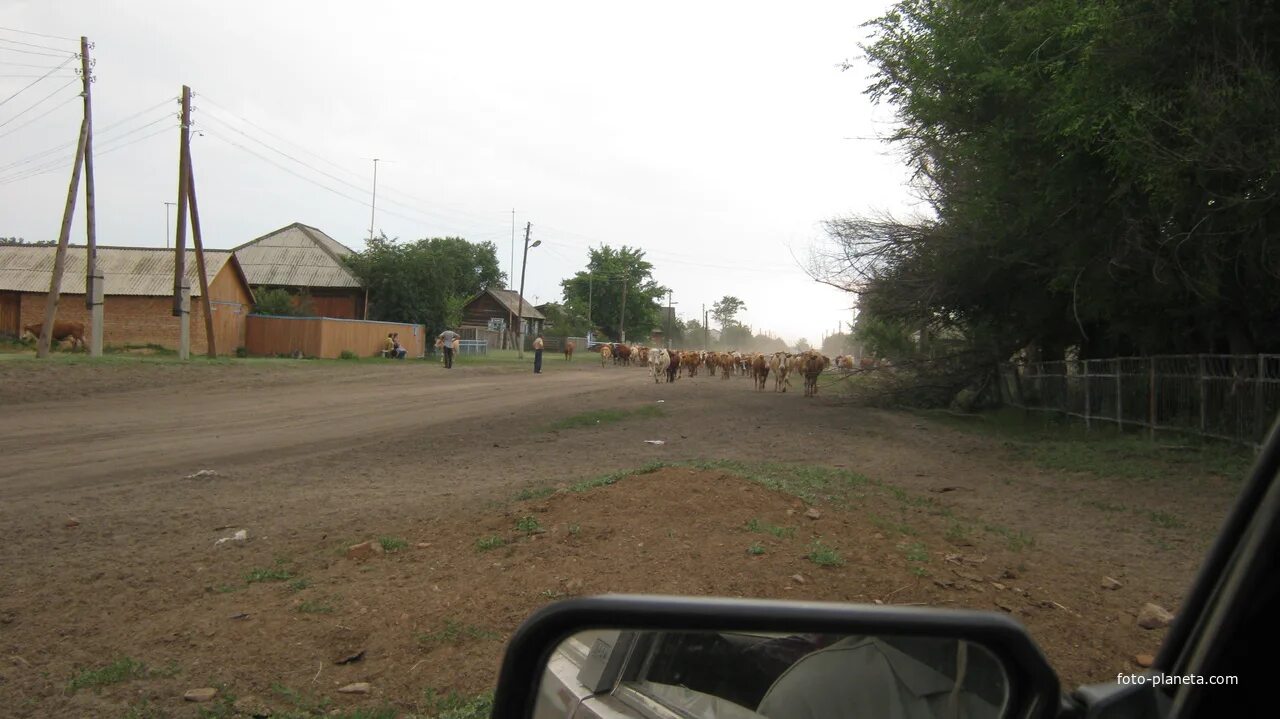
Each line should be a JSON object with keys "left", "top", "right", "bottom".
{"left": 0, "top": 113, "right": 175, "bottom": 182}
{"left": 0, "top": 36, "right": 76, "bottom": 53}
{"left": 0, "top": 77, "right": 77, "bottom": 127}
{"left": 0, "top": 91, "right": 77, "bottom": 141}
{"left": 0, "top": 27, "right": 79, "bottom": 42}
{"left": 0, "top": 60, "right": 79, "bottom": 69}
{"left": 0, "top": 123, "right": 170, "bottom": 186}
{"left": 0, "top": 55, "right": 73, "bottom": 108}
{"left": 1, "top": 97, "right": 175, "bottom": 165}
{"left": 0, "top": 45, "right": 74, "bottom": 58}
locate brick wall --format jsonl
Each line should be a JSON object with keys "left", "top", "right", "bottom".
{"left": 16, "top": 292, "right": 243, "bottom": 355}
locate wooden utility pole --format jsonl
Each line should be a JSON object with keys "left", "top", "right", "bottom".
{"left": 515, "top": 222, "right": 533, "bottom": 358}
{"left": 36, "top": 119, "right": 89, "bottom": 358}
{"left": 664, "top": 290, "right": 673, "bottom": 350}
{"left": 619, "top": 273, "right": 628, "bottom": 344}
{"left": 79, "top": 36, "right": 102, "bottom": 357}
{"left": 173, "top": 85, "right": 191, "bottom": 318}
{"left": 186, "top": 157, "right": 216, "bottom": 357}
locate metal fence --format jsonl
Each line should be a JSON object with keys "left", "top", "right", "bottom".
{"left": 457, "top": 339, "right": 488, "bottom": 356}
{"left": 998, "top": 355, "right": 1280, "bottom": 447}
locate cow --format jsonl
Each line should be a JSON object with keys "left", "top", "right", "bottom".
{"left": 751, "top": 353, "right": 770, "bottom": 391}
{"left": 650, "top": 348, "right": 670, "bottom": 384}
{"left": 681, "top": 350, "right": 701, "bottom": 377}
{"left": 801, "top": 350, "right": 831, "bottom": 397}
{"left": 600, "top": 344, "right": 613, "bottom": 367}
{"left": 614, "top": 343, "right": 632, "bottom": 366}
{"left": 22, "top": 321, "right": 86, "bottom": 350}
{"left": 770, "top": 352, "right": 792, "bottom": 392}
{"left": 720, "top": 352, "right": 736, "bottom": 380}
{"left": 666, "top": 350, "right": 681, "bottom": 383}
{"left": 563, "top": 340, "right": 575, "bottom": 361}
{"left": 636, "top": 346, "right": 649, "bottom": 365}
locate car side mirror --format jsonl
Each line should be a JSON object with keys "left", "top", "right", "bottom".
{"left": 492, "top": 594, "right": 1061, "bottom": 719}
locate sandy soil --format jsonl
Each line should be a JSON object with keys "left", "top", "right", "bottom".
{"left": 0, "top": 356, "right": 1245, "bottom": 717}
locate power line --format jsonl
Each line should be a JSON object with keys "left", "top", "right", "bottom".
{"left": 0, "top": 45, "right": 74, "bottom": 58}
{"left": 0, "top": 77, "right": 77, "bottom": 127}
{"left": 0, "top": 36, "right": 76, "bottom": 53}
{"left": 0, "top": 123, "right": 170, "bottom": 186}
{"left": 1, "top": 97, "right": 175, "bottom": 166}
{"left": 0, "top": 91, "right": 77, "bottom": 140}
{"left": 0, "top": 55, "right": 73, "bottom": 108}
{"left": 0, "top": 26, "right": 79, "bottom": 42}
{"left": 0, "top": 60, "right": 79, "bottom": 68}
{"left": 0, "top": 113, "right": 175, "bottom": 182}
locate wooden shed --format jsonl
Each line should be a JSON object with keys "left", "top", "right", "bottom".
{"left": 0, "top": 245, "right": 254, "bottom": 354}
{"left": 460, "top": 288, "right": 544, "bottom": 337}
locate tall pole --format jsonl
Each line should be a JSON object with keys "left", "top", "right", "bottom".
{"left": 587, "top": 273, "right": 593, "bottom": 341}
{"left": 665, "top": 290, "right": 673, "bottom": 350}
{"left": 619, "top": 273, "right": 628, "bottom": 345}
{"left": 186, "top": 157, "right": 216, "bottom": 357}
{"left": 703, "top": 304, "right": 708, "bottom": 350}
{"left": 507, "top": 208, "right": 515, "bottom": 348}
{"left": 516, "top": 222, "right": 532, "bottom": 358}
{"left": 164, "top": 202, "right": 175, "bottom": 248}
{"left": 368, "top": 158, "right": 379, "bottom": 240}
{"left": 80, "top": 36, "right": 102, "bottom": 357}
{"left": 36, "top": 119, "right": 88, "bottom": 359}
{"left": 173, "top": 86, "right": 191, "bottom": 318}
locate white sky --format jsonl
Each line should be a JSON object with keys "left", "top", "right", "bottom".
{"left": 1, "top": 1, "right": 917, "bottom": 347}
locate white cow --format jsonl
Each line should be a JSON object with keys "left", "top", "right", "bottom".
{"left": 650, "top": 348, "right": 671, "bottom": 384}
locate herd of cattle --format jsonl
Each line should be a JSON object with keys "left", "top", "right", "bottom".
{"left": 589, "top": 343, "right": 870, "bottom": 398}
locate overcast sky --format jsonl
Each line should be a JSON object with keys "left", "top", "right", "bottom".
{"left": 1, "top": 1, "right": 917, "bottom": 346}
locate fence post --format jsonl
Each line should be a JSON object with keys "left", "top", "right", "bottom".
{"left": 1148, "top": 358, "right": 1156, "bottom": 441}
{"left": 1083, "top": 360, "right": 1091, "bottom": 430}
{"left": 1256, "top": 355, "right": 1266, "bottom": 446}
{"left": 1115, "top": 360, "right": 1122, "bottom": 429}
{"left": 1198, "top": 355, "right": 1207, "bottom": 433}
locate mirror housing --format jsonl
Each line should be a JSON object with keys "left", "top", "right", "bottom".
{"left": 492, "top": 594, "right": 1061, "bottom": 719}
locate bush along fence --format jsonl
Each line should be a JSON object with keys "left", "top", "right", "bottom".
{"left": 998, "top": 355, "right": 1280, "bottom": 448}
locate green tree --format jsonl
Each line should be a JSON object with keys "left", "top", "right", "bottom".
{"left": 252, "top": 288, "right": 313, "bottom": 317}
{"left": 816, "top": 0, "right": 1280, "bottom": 362}
{"left": 0, "top": 237, "right": 52, "bottom": 246}
{"left": 539, "top": 302, "right": 592, "bottom": 338}
{"left": 794, "top": 338, "right": 812, "bottom": 353}
{"left": 344, "top": 234, "right": 503, "bottom": 336}
{"left": 820, "top": 332, "right": 852, "bottom": 357}
{"left": 560, "top": 246, "right": 666, "bottom": 342}
{"left": 711, "top": 296, "right": 746, "bottom": 330}
{"left": 720, "top": 322, "right": 753, "bottom": 349}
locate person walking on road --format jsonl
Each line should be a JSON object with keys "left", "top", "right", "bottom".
{"left": 438, "top": 328, "right": 459, "bottom": 369}
{"left": 533, "top": 334, "right": 545, "bottom": 374}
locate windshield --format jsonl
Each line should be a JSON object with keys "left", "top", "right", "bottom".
{"left": 0, "top": 1, "right": 1269, "bottom": 717}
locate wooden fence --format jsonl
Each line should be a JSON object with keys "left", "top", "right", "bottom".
{"left": 245, "top": 315, "right": 426, "bottom": 359}
{"left": 999, "top": 355, "right": 1280, "bottom": 447}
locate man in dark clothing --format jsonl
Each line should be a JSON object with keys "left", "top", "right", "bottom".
{"left": 533, "top": 334, "right": 544, "bottom": 373}
{"left": 438, "top": 328, "right": 459, "bottom": 368}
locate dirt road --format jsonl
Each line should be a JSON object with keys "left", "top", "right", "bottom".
{"left": 0, "top": 356, "right": 1246, "bottom": 718}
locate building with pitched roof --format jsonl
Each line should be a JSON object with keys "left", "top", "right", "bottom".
{"left": 232, "top": 222, "right": 366, "bottom": 319}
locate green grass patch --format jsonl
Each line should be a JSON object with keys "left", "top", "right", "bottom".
{"left": 747, "top": 542, "right": 766, "bottom": 556}
{"left": 515, "top": 515, "right": 542, "bottom": 535}
{"left": 944, "top": 522, "right": 971, "bottom": 544}
{"left": 515, "top": 485, "right": 556, "bottom": 501}
{"left": 568, "top": 524, "right": 581, "bottom": 536}
{"left": 475, "top": 535, "right": 506, "bottom": 552}
{"left": 1146, "top": 509, "right": 1185, "bottom": 529}
{"left": 569, "top": 461, "right": 670, "bottom": 492}
{"left": 548, "top": 404, "right": 664, "bottom": 431}
{"left": 271, "top": 682, "right": 330, "bottom": 715}
{"left": 298, "top": 599, "right": 335, "bottom": 614}
{"left": 919, "top": 407, "right": 1252, "bottom": 482}
{"left": 745, "top": 517, "right": 796, "bottom": 539}
{"left": 245, "top": 566, "right": 293, "bottom": 584}
{"left": 421, "top": 689, "right": 495, "bottom": 719}
{"left": 288, "top": 578, "right": 312, "bottom": 592}
{"left": 903, "top": 541, "right": 929, "bottom": 564}
{"left": 419, "top": 620, "right": 500, "bottom": 648}
{"left": 870, "top": 512, "right": 918, "bottom": 536}
{"left": 807, "top": 540, "right": 844, "bottom": 567}
{"left": 379, "top": 536, "right": 409, "bottom": 552}
{"left": 1082, "top": 499, "right": 1129, "bottom": 513}
{"left": 67, "top": 657, "right": 150, "bottom": 693}
{"left": 982, "top": 523, "right": 1036, "bottom": 551}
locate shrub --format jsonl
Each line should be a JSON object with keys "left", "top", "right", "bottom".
{"left": 339, "top": 349, "right": 359, "bottom": 360}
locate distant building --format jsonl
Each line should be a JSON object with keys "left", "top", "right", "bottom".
{"left": 461, "top": 288, "right": 544, "bottom": 338}
{"left": 232, "top": 222, "right": 365, "bottom": 319}
{"left": 0, "top": 245, "right": 253, "bottom": 354}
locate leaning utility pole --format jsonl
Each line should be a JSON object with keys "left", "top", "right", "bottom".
{"left": 665, "top": 290, "right": 673, "bottom": 350}
{"left": 703, "top": 303, "right": 708, "bottom": 350}
{"left": 186, "top": 157, "right": 216, "bottom": 357}
{"left": 79, "top": 36, "right": 102, "bottom": 357}
{"left": 172, "top": 86, "right": 192, "bottom": 359}
{"left": 368, "top": 158, "right": 380, "bottom": 241}
{"left": 36, "top": 119, "right": 88, "bottom": 359}
{"left": 515, "top": 222, "right": 535, "bottom": 358}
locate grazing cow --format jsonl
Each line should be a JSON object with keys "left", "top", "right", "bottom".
{"left": 751, "top": 354, "right": 770, "bottom": 391}
{"left": 600, "top": 344, "right": 613, "bottom": 366}
{"left": 650, "top": 348, "right": 670, "bottom": 384}
{"left": 22, "top": 321, "right": 86, "bottom": 350}
{"left": 666, "top": 350, "right": 681, "bottom": 383}
{"left": 564, "top": 340, "right": 575, "bottom": 361}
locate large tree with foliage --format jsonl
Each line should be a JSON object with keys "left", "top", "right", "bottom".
{"left": 816, "top": 0, "right": 1280, "bottom": 361}
{"left": 344, "top": 234, "right": 503, "bottom": 335}
{"left": 710, "top": 296, "right": 746, "bottom": 330}
{"left": 560, "top": 246, "right": 667, "bottom": 342}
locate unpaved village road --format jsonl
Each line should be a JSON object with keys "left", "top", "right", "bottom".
{"left": 0, "top": 355, "right": 1248, "bottom": 717}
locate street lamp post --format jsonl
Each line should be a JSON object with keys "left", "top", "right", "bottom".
{"left": 515, "top": 222, "right": 540, "bottom": 359}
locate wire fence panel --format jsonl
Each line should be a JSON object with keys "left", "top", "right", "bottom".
{"left": 1000, "top": 354, "right": 1280, "bottom": 447}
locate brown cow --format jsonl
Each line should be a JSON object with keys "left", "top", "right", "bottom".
{"left": 801, "top": 350, "right": 831, "bottom": 397}
{"left": 666, "top": 350, "right": 681, "bottom": 383}
{"left": 600, "top": 344, "right": 613, "bottom": 367}
{"left": 752, "top": 354, "right": 770, "bottom": 391}
{"left": 614, "top": 343, "right": 632, "bottom": 366}
{"left": 22, "top": 321, "right": 86, "bottom": 350}
{"left": 564, "top": 340, "right": 575, "bottom": 361}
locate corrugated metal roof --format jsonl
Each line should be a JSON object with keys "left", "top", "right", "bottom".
{"left": 0, "top": 245, "right": 235, "bottom": 296}
{"left": 480, "top": 288, "right": 546, "bottom": 320}
{"left": 232, "top": 222, "right": 362, "bottom": 289}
